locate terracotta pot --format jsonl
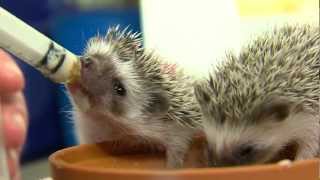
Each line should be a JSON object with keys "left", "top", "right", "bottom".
{"left": 49, "top": 140, "right": 319, "bottom": 180}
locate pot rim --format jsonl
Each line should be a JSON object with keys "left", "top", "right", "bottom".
{"left": 49, "top": 144, "right": 320, "bottom": 176}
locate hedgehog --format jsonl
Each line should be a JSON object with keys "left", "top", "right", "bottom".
{"left": 66, "top": 26, "right": 202, "bottom": 168}
{"left": 194, "top": 24, "right": 320, "bottom": 167}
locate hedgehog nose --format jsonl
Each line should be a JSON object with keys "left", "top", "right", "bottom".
{"left": 80, "top": 57, "right": 93, "bottom": 69}
{"left": 214, "top": 145, "right": 255, "bottom": 167}
{"left": 80, "top": 56, "right": 96, "bottom": 83}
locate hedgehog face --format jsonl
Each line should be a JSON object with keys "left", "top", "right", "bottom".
{"left": 194, "top": 24, "right": 320, "bottom": 166}
{"left": 204, "top": 133, "right": 277, "bottom": 167}
{"left": 202, "top": 108, "right": 311, "bottom": 167}
{"left": 203, "top": 120, "right": 288, "bottom": 167}
{"left": 69, "top": 27, "right": 170, "bottom": 133}
{"left": 79, "top": 54, "right": 128, "bottom": 116}
{"left": 69, "top": 29, "right": 150, "bottom": 121}
{"left": 195, "top": 84, "right": 301, "bottom": 166}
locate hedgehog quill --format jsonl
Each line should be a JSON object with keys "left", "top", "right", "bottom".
{"left": 195, "top": 25, "right": 320, "bottom": 167}
{"left": 67, "top": 26, "right": 202, "bottom": 168}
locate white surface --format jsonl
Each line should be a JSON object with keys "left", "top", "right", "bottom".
{"left": 140, "top": 0, "right": 319, "bottom": 78}
{"left": 140, "top": 0, "right": 241, "bottom": 78}
{"left": 21, "top": 158, "right": 50, "bottom": 180}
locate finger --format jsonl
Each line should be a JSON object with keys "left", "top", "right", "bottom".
{"left": 0, "top": 50, "right": 25, "bottom": 94}
{"left": 2, "top": 92, "right": 28, "bottom": 150}
{"left": 7, "top": 149, "right": 19, "bottom": 180}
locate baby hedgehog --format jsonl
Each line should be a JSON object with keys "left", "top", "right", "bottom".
{"left": 194, "top": 24, "right": 320, "bottom": 167}
{"left": 67, "top": 26, "right": 202, "bottom": 168}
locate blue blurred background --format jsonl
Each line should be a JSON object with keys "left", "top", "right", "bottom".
{"left": 0, "top": 0, "right": 141, "bottom": 163}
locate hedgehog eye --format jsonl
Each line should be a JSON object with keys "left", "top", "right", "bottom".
{"left": 112, "top": 79, "right": 126, "bottom": 96}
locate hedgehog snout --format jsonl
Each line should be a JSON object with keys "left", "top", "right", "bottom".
{"left": 80, "top": 56, "right": 96, "bottom": 74}
{"left": 81, "top": 56, "right": 93, "bottom": 69}
{"left": 208, "top": 143, "right": 258, "bottom": 167}
{"left": 80, "top": 57, "right": 97, "bottom": 89}
{"left": 79, "top": 56, "right": 109, "bottom": 96}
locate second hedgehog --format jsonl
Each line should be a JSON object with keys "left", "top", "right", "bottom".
{"left": 195, "top": 25, "right": 320, "bottom": 167}
{"left": 67, "top": 26, "right": 202, "bottom": 168}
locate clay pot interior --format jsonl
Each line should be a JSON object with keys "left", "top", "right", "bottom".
{"left": 49, "top": 139, "right": 319, "bottom": 180}
{"left": 51, "top": 139, "right": 207, "bottom": 170}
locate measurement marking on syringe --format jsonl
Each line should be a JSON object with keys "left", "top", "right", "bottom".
{"left": 51, "top": 53, "right": 65, "bottom": 73}
{"left": 36, "top": 42, "right": 66, "bottom": 74}
{"left": 37, "top": 42, "right": 53, "bottom": 67}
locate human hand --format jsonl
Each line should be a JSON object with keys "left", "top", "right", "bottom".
{"left": 0, "top": 49, "right": 28, "bottom": 180}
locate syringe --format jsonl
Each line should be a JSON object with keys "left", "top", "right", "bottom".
{"left": 0, "top": 7, "right": 81, "bottom": 84}
{"left": 0, "top": 6, "right": 82, "bottom": 179}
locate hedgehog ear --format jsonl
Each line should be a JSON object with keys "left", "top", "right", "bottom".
{"left": 146, "top": 92, "right": 170, "bottom": 116}
{"left": 253, "top": 96, "right": 293, "bottom": 122}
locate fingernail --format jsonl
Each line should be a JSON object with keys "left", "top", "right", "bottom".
{"left": 12, "top": 114, "right": 25, "bottom": 132}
